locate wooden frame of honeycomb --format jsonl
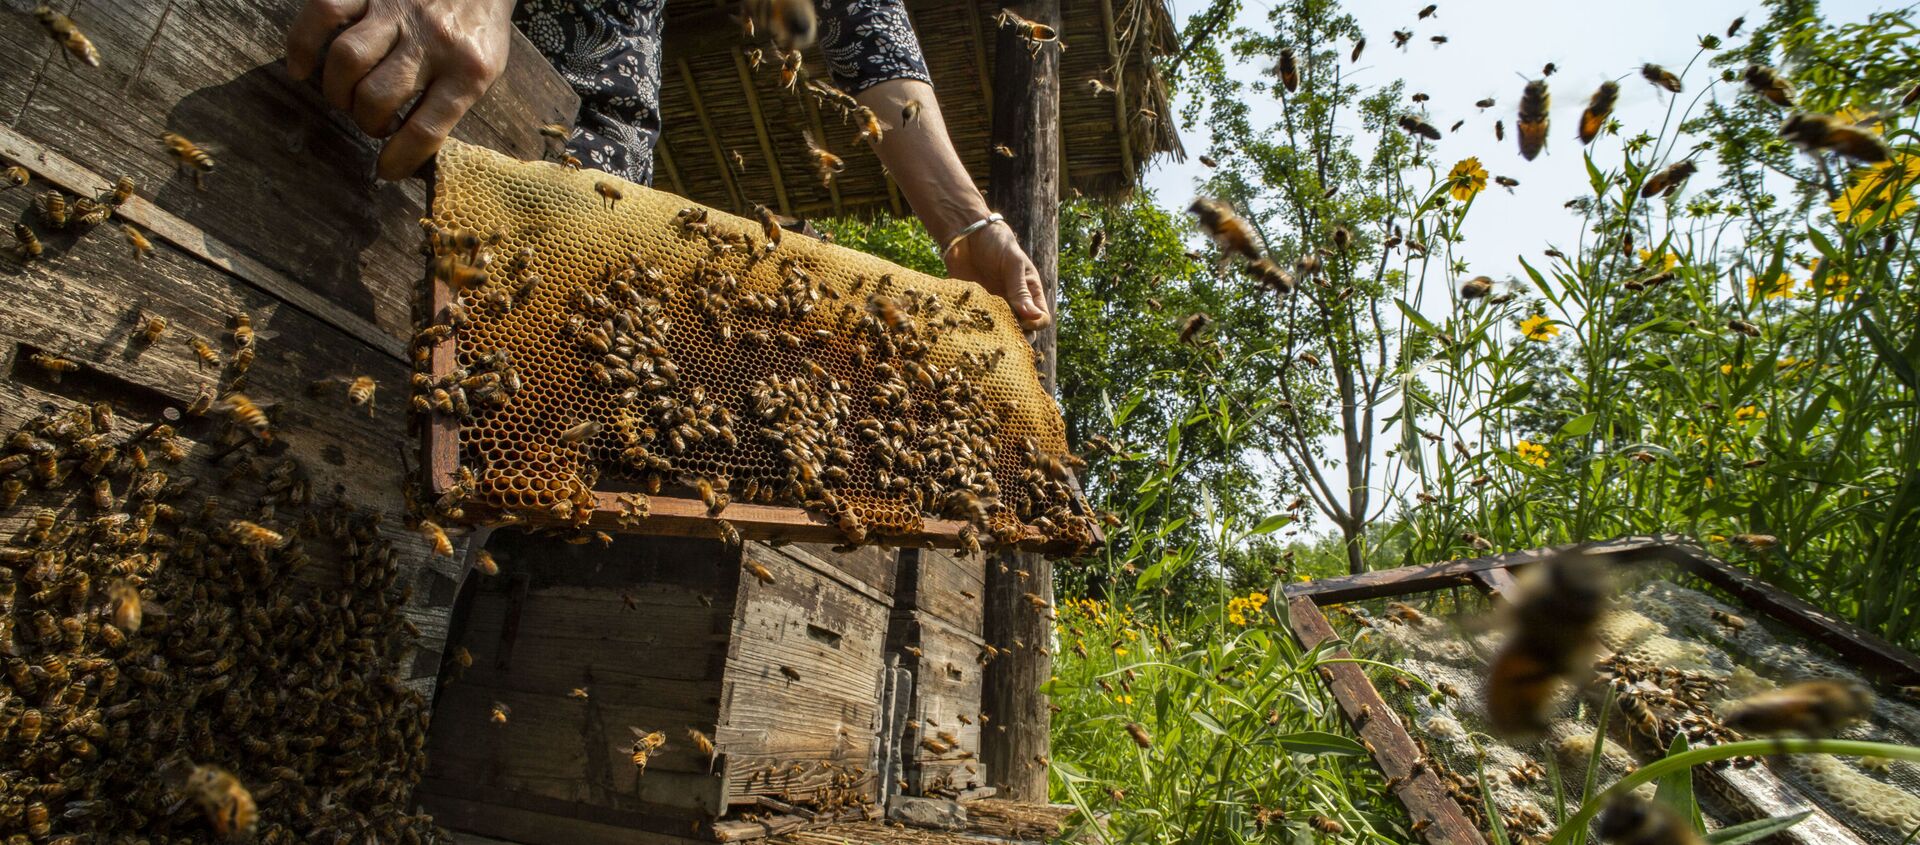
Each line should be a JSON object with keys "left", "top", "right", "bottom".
{"left": 417, "top": 140, "right": 1099, "bottom": 554}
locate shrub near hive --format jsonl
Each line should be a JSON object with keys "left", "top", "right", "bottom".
{"left": 417, "top": 140, "right": 1094, "bottom": 552}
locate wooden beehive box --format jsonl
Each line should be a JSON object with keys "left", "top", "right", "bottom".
{"left": 417, "top": 535, "right": 899, "bottom": 844}
{"left": 888, "top": 547, "right": 990, "bottom": 796}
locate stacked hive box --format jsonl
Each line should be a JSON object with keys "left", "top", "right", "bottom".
{"left": 887, "top": 548, "right": 990, "bottom": 796}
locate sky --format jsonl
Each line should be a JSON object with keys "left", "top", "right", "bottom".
{"left": 1133, "top": 0, "right": 1897, "bottom": 537}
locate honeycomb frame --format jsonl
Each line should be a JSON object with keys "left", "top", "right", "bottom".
{"left": 417, "top": 139, "right": 1098, "bottom": 554}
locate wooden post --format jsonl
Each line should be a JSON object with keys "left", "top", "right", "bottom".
{"left": 981, "top": 0, "right": 1061, "bottom": 805}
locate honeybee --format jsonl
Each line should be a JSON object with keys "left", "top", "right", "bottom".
{"left": 764, "top": 0, "right": 817, "bottom": 50}
{"left": 120, "top": 224, "right": 156, "bottom": 261}
{"left": 779, "top": 664, "right": 802, "bottom": 682}
{"left": 1494, "top": 175, "right": 1518, "bottom": 190}
{"left": 490, "top": 702, "right": 511, "bottom": 724}
{"left": 1780, "top": 112, "right": 1890, "bottom": 163}
{"left": 1728, "top": 532, "right": 1777, "bottom": 551}
{"left": 1596, "top": 795, "right": 1703, "bottom": 845}
{"left": 1517, "top": 79, "right": 1550, "bottom": 160}
{"left": 161, "top": 133, "right": 215, "bottom": 189}
{"left": 595, "top": 181, "right": 624, "bottom": 210}
{"left": 35, "top": 5, "right": 100, "bottom": 67}
{"left": 994, "top": 143, "right": 1017, "bottom": 158}
{"left": 1723, "top": 680, "right": 1874, "bottom": 737}
{"left": 745, "top": 558, "right": 776, "bottom": 585}
{"left": 1640, "top": 161, "right": 1697, "bottom": 198}
{"left": 108, "top": 580, "right": 142, "bottom": 633}
{"left": 802, "top": 131, "right": 844, "bottom": 187}
{"left": 1392, "top": 29, "right": 1412, "bottom": 49}
{"left": 1461, "top": 276, "right": 1494, "bottom": 299}
{"left": 1275, "top": 47, "right": 1299, "bottom": 93}
{"left": 855, "top": 105, "right": 885, "bottom": 144}
{"left": 562, "top": 154, "right": 582, "bottom": 170}
{"left": 1577, "top": 81, "right": 1619, "bottom": 145}
{"left": 173, "top": 763, "right": 257, "bottom": 840}
{"left": 3, "top": 164, "right": 25, "bottom": 188}
{"left": 419, "top": 520, "right": 454, "bottom": 556}
{"left": 539, "top": 123, "right": 569, "bottom": 141}
{"left": 900, "top": 99, "right": 923, "bottom": 126}
{"left": 1418, "top": 4, "right": 1438, "bottom": 18}
{"left": 109, "top": 174, "right": 136, "bottom": 206}
{"left": 995, "top": 8, "right": 1058, "bottom": 54}
{"left": 38, "top": 190, "right": 68, "bottom": 228}
{"left": 30, "top": 351, "right": 79, "bottom": 381}
{"left": 1309, "top": 815, "right": 1344, "bottom": 834}
{"left": 1727, "top": 319, "right": 1761, "bottom": 338}
{"left": 754, "top": 204, "right": 783, "bottom": 250}
{"left": 474, "top": 549, "right": 500, "bottom": 576}
{"left": 190, "top": 335, "right": 221, "bottom": 368}
{"left": 13, "top": 223, "right": 41, "bottom": 260}
{"left": 1641, "top": 63, "right": 1683, "bottom": 94}
{"left": 1124, "top": 722, "right": 1152, "bottom": 748}
{"left": 688, "top": 727, "right": 716, "bottom": 761}
{"left": 1397, "top": 115, "right": 1442, "bottom": 140}
{"left": 230, "top": 312, "right": 254, "bottom": 348}
{"left": 1178, "top": 313, "right": 1210, "bottom": 346}
{"left": 1188, "top": 198, "right": 1259, "bottom": 260}
{"left": 1709, "top": 609, "right": 1748, "bottom": 631}
{"left": 222, "top": 393, "right": 270, "bottom": 441}
{"left": 559, "top": 419, "right": 602, "bottom": 445}
{"left": 1742, "top": 64, "right": 1794, "bottom": 107}
{"left": 1485, "top": 550, "right": 1613, "bottom": 738}
{"left": 228, "top": 519, "right": 285, "bottom": 549}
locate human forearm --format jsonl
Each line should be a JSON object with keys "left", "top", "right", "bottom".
{"left": 855, "top": 79, "right": 990, "bottom": 246}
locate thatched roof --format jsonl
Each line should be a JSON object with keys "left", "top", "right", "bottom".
{"left": 656, "top": 0, "right": 1183, "bottom": 219}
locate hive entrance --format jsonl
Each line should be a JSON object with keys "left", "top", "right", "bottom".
{"left": 418, "top": 140, "right": 1095, "bottom": 553}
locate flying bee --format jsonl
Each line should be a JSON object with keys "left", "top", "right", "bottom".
{"left": 855, "top": 105, "right": 884, "bottom": 144}
{"left": 342, "top": 375, "right": 377, "bottom": 414}
{"left": 1350, "top": 37, "right": 1365, "bottom": 62}
{"left": 1743, "top": 64, "right": 1794, "bottom": 107}
{"left": 490, "top": 702, "right": 511, "bottom": 724}
{"left": 1578, "top": 81, "right": 1618, "bottom": 145}
{"left": 755, "top": 204, "right": 782, "bottom": 250}
{"left": 1309, "top": 815, "right": 1344, "bottom": 834}
{"left": 1485, "top": 550, "right": 1614, "bottom": 739}
{"left": 473, "top": 549, "right": 500, "bottom": 576}
{"left": 779, "top": 664, "right": 802, "bottom": 682}
{"left": 1709, "top": 609, "right": 1748, "bottom": 631}
{"left": 13, "top": 223, "right": 41, "bottom": 260}
{"left": 1430, "top": 35, "right": 1448, "bottom": 45}
{"left": 1728, "top": 319, "right": 1761, "bottom": 338}
{"left": 901, "top": 99, "right": 923, "bottom": 125}
{"left": 1642, "top": 63, "right": 1683, "bottom": 94}
{"left": 1418, "top": 3, "right": 1438, "bottom": 17}
{"left": 222, "top": 393, "right": 270, "bottom": 441}
{"left": 1597, "top": 795, "right": 1702, "bottom": 845}
{"left": 1542, "top": 62, "right": 1557, "bottom": 76}
{"left": 802, "top": 131, "right": 845, "bottom": 187}
{"left": 559, "top": 419, "right": 602, "bottom": 445}
{"left": 1087, "top": 78, "right": 1115, "bottom": 97}
{"left": 745, "top": 558, "right": 776, "bottom": 585}
{"left": 1780, "top": 112, "right": 1890, "bottom": 163}
{"left": 1275, "top": 47, "right": 1299, "bottom": 93}
{"left": 595, "top": 181, "right": 623, "bottom": 210}
{"left": 994, "top": 143, "right": 1016, "bottom": 158}
{"left": 688, "top": 727, "right": 716, "bottom": 761}
{"left": 160, "top": 133, "right": 215, "bottom": 189}
{"left": 539, "top": 123, "right": 569, "bottom": 141}
{"left": 173, "top": 763, "right": 257, "bottom": 840}
{"left": 1178, "top": 313, "right": 1210, "bottom": 346}
{"left": 767, "top": 0, "right": 818, "bottom": 51}
{"left": 1724, "top": 679, "right": 1875, "bottom": 736}
{"left": 995, "top": 8, "right": 1059, "bottom": 54}
{"left": 228, "top": 519, "right": 285, "bottom": 549}
{"left": 1517, "top": 80, "right": 1550, "bottom": 160}
{"left": 418, "top": 520, "right": 454, "bottom": 556}
{"left": 108, "top": 580, "right": 142, "bottom": 632}
{"left": 1729, "top": 532, "right": 1777, "bottom": 550}
{"left": 1640, "top": 160, "right": 1697, "bottom": 198}
{"left": 122, "top": 224, "right": 155, "bottom": 261}
{"left": 1125, "top": 722, "right": 1152, "bottom": 748}
{"left": 1398, "top": 114, "right": 1442, "bottom": 140}
{"left": 1494, "top": 175, "right": 1518, "bottom": 190}
{"left": 1392, "top": 29, "right": 1412, "bottom": 49}
{"left": 1187, "top": 197, "right": 1259, "bottom": 260}
{"left": 35, "top": 5, "right": 100, "bottom": 67}
{"left": 1460, "top": 276, "right": 1494, "bottom": 300}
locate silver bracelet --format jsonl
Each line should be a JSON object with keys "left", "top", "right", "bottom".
{"left": 942, "top": 213, "right": 1005, "bottom": 259}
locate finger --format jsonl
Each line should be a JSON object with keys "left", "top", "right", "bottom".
{"left": 1023, "top": 272, "right": 1053, "bottom": 330}
{"left": 379, "top": 80, "right": 480, "bottom": 181}
{"left": 352, "top": 51, "right": 427, "bottom": 138}
{"left": 323, "top": 17, "right": 399, "bottom": 114}
{"left": 1003, "top": 266, "right": 1049, "bottom": 331}
{"left": 287, "top": 0, "right": 367, "bottom": 81}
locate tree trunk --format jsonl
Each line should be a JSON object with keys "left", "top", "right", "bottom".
{"left": 981, "top": 0, "right": 1061, "bottom": 805}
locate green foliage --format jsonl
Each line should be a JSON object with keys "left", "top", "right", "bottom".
{"left": 813, "top": 215, "right": 945, "bottom": 277}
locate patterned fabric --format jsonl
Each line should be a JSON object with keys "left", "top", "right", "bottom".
{"left": 513, "top": 0, "right": 933, "bottom": 186}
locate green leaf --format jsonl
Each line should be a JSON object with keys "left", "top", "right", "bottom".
{"left": 1250, "top": 514, "right": 1293, "bottom": 536}
{"left": 1705, "top": 811, "right": 1812, "bottom": 844}
{"left": 1272, "top": 731, "right": 1367, "bottom": 757}
{"left": 1559, "top": 413, "right": 1599, "bottom": 438}
{"left": 1395, "top": 298, "right": 1441, "bottom": 337}
{"left": 1858, "top": 313, "right": 1920, "bottom": 393}
{"left": 1478, "top": 753, "right": 1513, "bottom": 845}
{"left": 1190, "top": 710, "right": 1228, "bottom": 736}
{"left": 1653, "top": 734, "right": 1703, "bottom": 832}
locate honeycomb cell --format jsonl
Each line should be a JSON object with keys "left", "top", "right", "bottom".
{"left": 424, "top": 139, "right": 1094, "bottom": 549}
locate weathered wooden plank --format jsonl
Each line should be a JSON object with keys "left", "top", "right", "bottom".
{"left": 896, "top": 548, "right": 987, "bottom": 636}
{"left": 422, "top": 781, "right": 719, "bottom": 845}
{"left": 892, "top": 612, "right": 988, "bottom": 796}
{"left": 1286, "top": 597, "right": 1485, "bottom": 845}
{"left": 1, "top": 0, "right": 574, "bottom": 343}
{"left": 765, "top": 542, "right": 898, "bottom": 603}
{"left": 1282, "top": 535, "right": 1690, "bottom": 605}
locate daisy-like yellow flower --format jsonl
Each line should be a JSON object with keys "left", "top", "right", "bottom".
{"left": 1747, "top": 273, "right": 1795, "bottom": 301}
{"left": 1448, "top": 157, "right": 1489, "bottom": 202}
{"left": 1829, "top": 154, "right": 1918, "bottom": 225}
{"left": 1637, "top": 249, "right": 1680, "bottom": 272}
{"left": 1113, "top": 646, "right": 1129, "bottom": 656}
{"left": 1835, "top": 107, "right": 1884, "bottom": 134}
{"left": 1113, "top": 694, "right": 1134, "bottom": 705}
{"left": 1733, "top": 405, "right": 1766, "bottom": 422}
{"left": 1227, "top": 611, "right": 1246, "bottom": 626}
{"left": 1520, "top": 314, "right": 1560, "bottom": 341}
{"left": 1515, "top": 440, "right": 1550, "bottom": 468}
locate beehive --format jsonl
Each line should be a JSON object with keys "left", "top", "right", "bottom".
{"left": 421, "top": 140, "right": 1093, "bottom": 552}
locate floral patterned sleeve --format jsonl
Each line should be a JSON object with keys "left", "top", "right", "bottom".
{"left": 817, "top": 0, "right": 933, "bottom": 95}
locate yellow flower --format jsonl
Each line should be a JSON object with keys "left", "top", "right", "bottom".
{"left": 1515, "top": 440, "right": 1550, "bottom": 468}
{"left": 1806, "top": 258, "right": 1852, "bottom": 298}
{"left": 1520, "top": 314, "right": 1560, "bottom": 341}
{"left": 1227, "top": 611, "right": 1247, "bottom": 626}
{"left": 1829, "top": 154, "right": 1918, "bottom": 224}
{"left": 1637, "top": 249, "right": 1679, "bottom": 272}
{"left": 1835, "top": 107, "right": 1884, "bottom": 134}
{"left": 1113, "top": 694, "right": 1134, "bottom": 705}
{"left": 1448, "top": 157, "right": 1489, "bottom": 202}
{"left": 1747, "top": 273, "right": 1795, "bottom": 301}
{"left": 1113, "top": 646, "right": 1129, "bottom": 656}
{"left": 1733, "top": 405, "right": 1766, "bottom": 422}
{"left": 1720, "top": 363, "right": 1740, "bottom": 376}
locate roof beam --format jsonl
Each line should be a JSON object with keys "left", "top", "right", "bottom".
{"left": 963, "top": 0, "right": 995, "bottom": 116}
{"left": 675, "top": 57, "right": 745, "bottom": 214}
{"left": 655, "top": 136, "right": 688, "bottom": 198}
{"left": 731, "top": 47, "right": 792, "bottom": 215}
{"left": 1095, "top": 0, "right": 1136, "bottom": 177}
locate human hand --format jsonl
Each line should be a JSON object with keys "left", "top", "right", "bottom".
{"left": 944, "top": 221, "right": 1052, "bottom": 331}
{"left": 286, "top": 0, "right": 516, "bottom": 180}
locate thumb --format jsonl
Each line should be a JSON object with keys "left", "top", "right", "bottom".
{"left": 1009, "top": 266, "right": 1051, "bottom": 331}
